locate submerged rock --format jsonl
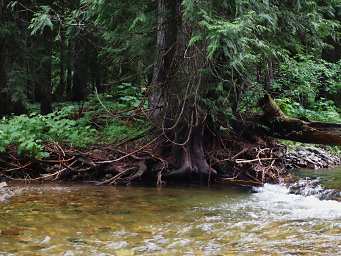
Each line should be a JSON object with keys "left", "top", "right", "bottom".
{"left": 285, "top": 147, "right": 341, "bottom": 170}
{"left": 0, "top": 182, "right": 14, "bottom": 202}
{"left": 289, "top": 178, "right": 341, "bottom": 201}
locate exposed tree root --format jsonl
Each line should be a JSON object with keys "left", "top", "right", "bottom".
{"left": 0, "top": 96, "right": 298, "bottom": 187}
{"left": 3, "top": 95, "right": 338, "bottom": 186}
{"left": 0, "top": 129, "right": 289, "bottom": 187}
{"left": 167, "top": 127, "right": 217, "bottom": 179}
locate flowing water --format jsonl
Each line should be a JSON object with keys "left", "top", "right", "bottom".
{"left": 296, "top": 166, "right": 341, "bottom": 190}
{"left": 1, "top": 174, "right": 341, "bottom": 255}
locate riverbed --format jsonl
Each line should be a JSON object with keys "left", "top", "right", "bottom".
{"left": 1, "top": 170, "right": 341, "bottom": 255}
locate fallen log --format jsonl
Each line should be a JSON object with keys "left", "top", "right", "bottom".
{"left": 232, "top": 94, "right": 341, "bottom": 145}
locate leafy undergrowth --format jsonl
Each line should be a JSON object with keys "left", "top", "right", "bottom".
{"left": 0, "top": 87, "right": 150, "bottom": 159}
{"left": 276, "top": 98, "right": 341, "bottom": 123}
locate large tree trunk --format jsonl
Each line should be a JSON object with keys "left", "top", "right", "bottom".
{"left": 149, "top": 0, "right": 177, "bottom": 120}
{"left": 151, "top": 0, "right": 216, "bottom": 180}
{"left": 233, "top": 94, "right": 341, "bottom": 145}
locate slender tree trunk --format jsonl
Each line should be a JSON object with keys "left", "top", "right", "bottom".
{"left": 265, "top": 59, "right": 274, "bottom": 92}
{"left": 37, "top": 29, "right": 53, "bottom": 114}
{"left": 55, "top": 3, "right": 66, "bottom": 101}
{"left": 59, "top": 30, "right": 66, "bottom": 99}
{"left": 0, "top": 40, "right": 9, "bottom": 116}
{"left": 66, "top": 41, "right": 73, "bottom": 100}
{"left": 0, "top": 1, "right": 10, "bottom": 116}
{"left": 72, "top": 34, "right": 88, "bottom": 101}
{"left": 91, "top": 47, "right": 102, "bottom": 91}
{"left": 26, "top": 53, "right": 33, "bottom": 100}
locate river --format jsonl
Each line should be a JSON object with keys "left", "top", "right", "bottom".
{"left": 1, "top": 168, "right": 341, "bottom": 255}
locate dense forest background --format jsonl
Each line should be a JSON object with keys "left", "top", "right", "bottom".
{"left": 0, "top": 1, "right": 340, "bottom": 179}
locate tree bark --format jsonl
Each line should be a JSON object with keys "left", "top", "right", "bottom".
{"left": 151, "top": 1, "right": 217, "bottom": 180}
{"left": 149, "top": 0, "right": 178, "bottom": 120}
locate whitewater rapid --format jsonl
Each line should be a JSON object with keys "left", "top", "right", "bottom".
{"left": 249, "top": 183, "right": 341, "bottom": 220}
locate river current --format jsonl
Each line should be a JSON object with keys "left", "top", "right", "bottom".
{"left": 1, "top": 168, "right": 341, "bottom": 255}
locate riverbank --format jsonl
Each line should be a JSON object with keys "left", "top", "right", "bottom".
{"left": 0, "top": 136, "right": 285, "bottom": 186}
{"left": 0, "top": 97, "right": 340, "bottom": 187}
{"left": 1, "top": 134, "right": 340, "bottom": 187}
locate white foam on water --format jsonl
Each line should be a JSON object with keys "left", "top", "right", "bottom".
{"left": 250, "top": 183, "right": 341, "bottom": 220}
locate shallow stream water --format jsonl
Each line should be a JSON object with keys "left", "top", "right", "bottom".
{"left": 1, "top": 168, "right": 341, "bottom": 255}
{"left": 297, "top": 166, "right": 341, "bottom": 190}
